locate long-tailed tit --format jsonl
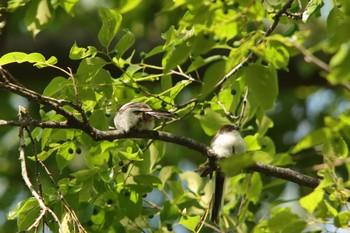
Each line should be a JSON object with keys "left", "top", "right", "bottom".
{"left": 210, "top": 124, "right": 246, "bottom": 223}
{"left": 114, "top": 102, "right": 174, "bottom": 132}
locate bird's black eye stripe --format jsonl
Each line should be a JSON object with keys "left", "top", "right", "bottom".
{"left": 131, "top": 109, "right": 143, "bottom": 113}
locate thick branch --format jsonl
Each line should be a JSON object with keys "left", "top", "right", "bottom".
{"left": 249, "top": 162, "right": 320, "bottom": 189}
{"left": 3, "top": 117, "right": 321, "bottom": 189}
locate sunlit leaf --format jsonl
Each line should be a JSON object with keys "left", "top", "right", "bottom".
{"left": 244, "top": 64, "right": 278, "bottom": 110}
{"left": 114, "top": 29, "right": 135, "bottom": 59}
{"left": 180, "top": 214, "right": 201, "bottom": 231}
{"left": 69, "top": 42, "right": 97, "bottom": 60}
{"left": 98, "top": 8, "right": 122, "bottom": 48}
{"left": 195, "top": 107, "right": 231, "bottom": 136}
{"left": 334, "top": 212, "right": 350, "bottom": 228}
{"left": 24, "top": 0, "right": 52, "bottom": 36}
{"left": 291, "top": 128, "right": 332, "bottom": 154}
{"left": 300, "top": 188, "right": 324, "bottom": 214}
{"left": 302, "top": 0, "right": 323, "bottom": 22}
{"left": 0, "top": 52, "right": 57, "bottom": 67}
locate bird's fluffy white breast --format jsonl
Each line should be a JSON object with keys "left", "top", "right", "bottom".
{"left": 211, "top": 131, "right": 246, "bottom": 158}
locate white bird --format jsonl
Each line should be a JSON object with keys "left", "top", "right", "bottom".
{"left": 114, "top": 102, "right": 174, "bottom": 132}
{"left": 210, "top": 124, "right": 246, "bottom": 223}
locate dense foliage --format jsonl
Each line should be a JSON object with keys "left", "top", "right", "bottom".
{"left": 1, "top": 0, "right": 350, "bottom": 232}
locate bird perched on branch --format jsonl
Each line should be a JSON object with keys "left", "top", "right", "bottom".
{"left": 114, "top": 102, "right": 174, "bottom": 132}
{"left": 210, "top": 124, "right": 246, "bottom": 224}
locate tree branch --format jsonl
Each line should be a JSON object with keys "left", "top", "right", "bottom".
{"left": 3, "top": 114, "right": 321, "bottom": 190}
{"left": 213, "top": 0, "right": 295, "bottom": 92}
{"left": 18, "top": 122, "right": 63, "bottom": 233}
{"left": 0, "top": 65, "right": 324, "bottom": 195}
{"left": 249, "top": 162, "right": 320, "bottom": 189}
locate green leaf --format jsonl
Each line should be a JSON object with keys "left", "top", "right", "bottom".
{"left": 186, "top": 55, "right": 223, "bottom": 73}
{"left": 315, "top": 200, "right": 338, "bottom": 219}
{"left": 299, "top": 188, "right": 324, "bottom": 214}
{"left": 56, "top": 141, "right": 76, "bottom": 172}
{"left": 118, "top": 189, "right": 142, "bottom": 220}
{"left": 221, "top": 151, "right": 271, "bottom": 177}
{"left": 0, "top": 52, "right": 57, "bottom": 67}
{"left": 332, "top": 134, "right": 348, "bottom": 158}
{"left": 246, "top": 173, "right": 262, "bottom": 204}
{"left": 169, "top": 80, "right": 191, "bottom": 99}
{"left": 200, "top": 60, "right": 226, "bottom": 98}
{"left": 244, "top": 134, "right": 262, "bottom": 151}
{"left": 133, "top": 175, "right": 162, "bottom": 189}
{"left": 195, "top": 108, "right": 231, "bottom": 136}
{"left": 114, "top": 29, "right": 135, "bottom": 59}
{"left": 119, "top": 146, "right": 142, "bottom": 161}
{"left": 257, "top": 115, "right": 274, "bottom": 136}
{"left": 24, "top": 0, "right": 52, "bottom": 36}
{"left": 76, "top": 57, "right": 107, "bottom": 82}
{"left": 90, "top": 69, "right": 113, "bottom": 100}
{"left": 160, "top": 201, "right": 179, "bottom": 224}
{"left": 291, "top": 128, "right": 331, "bottom": 154}
{"left": 98, "top": 8, "right": 122, "bottom": 48}
{"left": 7, "top": 197, "right": 40, "bottom": 231}
{"left": 114, "top": 0, "right": 142, "bottom": 14}
{"left": 326, "top": 7, "right": 350, "bottom": 48}
{"left": 302, "top": 0, "right": 324, "bottom": 23}
{"left": 69, "top": 42, "right": 97, "bottom": 60}
{"left": 162, "top": 43, "right": 191, "bottom": 71}
{"left": 6, "top": 0, "right": 30, "bottom": 11}
{"left": 334, "top": 212, "right": 350, "bottom": 228}
{"left": 159, "top": 166, "right": 179, "bottom": 187}
{"left": 85, "top": 151, "right": 110, "bottom": 168}
{"left": 125, "top": 64, "right": 142, "bottom": 77}
{"left": 58, "top": 0, "right": 79, "bottom": 15}
{"left": 42, "top": 76, "right": 70, "bottom": 98}
{"left": 264, "top": 41, "right": 290, "bottom": 69}
{"left": 267, "top": 208, "right": 304, "bottom": 233}
{"left": 179, "top": 171, "right": 202, "bottom": 194}
{"left": 144, "top": 45, "right": 164, "bottom": 59}
{"left": 328, "top": 42, "right": 350, "bottom": 84}
{"left": 180, "top": 215, "right": 201, "bottom": 231}
{"left": 168, "top": 181, "right": 185, "bottom": 200}
{"left": 244, "top": 64, "right": 278, "bottom": 110}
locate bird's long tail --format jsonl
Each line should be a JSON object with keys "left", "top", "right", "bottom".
{"left": 210, "top": 171, "right": 225, "bottom": 223}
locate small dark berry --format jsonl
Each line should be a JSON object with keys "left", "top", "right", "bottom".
{"left": 124, "top": 190, "right": 131, "bottom": 196}
{"left": 166, "top": 224, "right": 173, "bottom": 231}
{"left": 107, "top": 199, "right": 113, "bottom": 205}
{"left": 121, "top": 166, "right": 128, "bottom": 173}
{"left": 76, "top": 148, "right": 82, "bottom": 154}
{"left": 140, "top": 52, "right": 146, "bottom": 59}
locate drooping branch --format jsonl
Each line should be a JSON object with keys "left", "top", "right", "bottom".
{"left": 18, "top": 109, "right": 63, "bottom": 233}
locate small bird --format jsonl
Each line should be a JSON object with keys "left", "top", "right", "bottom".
{"left": 210, "top": 124, "right": 246, "bottom": 224}
{"left": 114, "top": 102, "right": 174, "bottom": 132}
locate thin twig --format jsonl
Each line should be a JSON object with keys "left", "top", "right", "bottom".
{"left": 238, "top": 87, "right": 248, "bottom": 128}
{"left": 290, "top": 39, "right": 331, "bottom": 73}
{"left": 18, "top": 109, "right": 63, "bottom": 233}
